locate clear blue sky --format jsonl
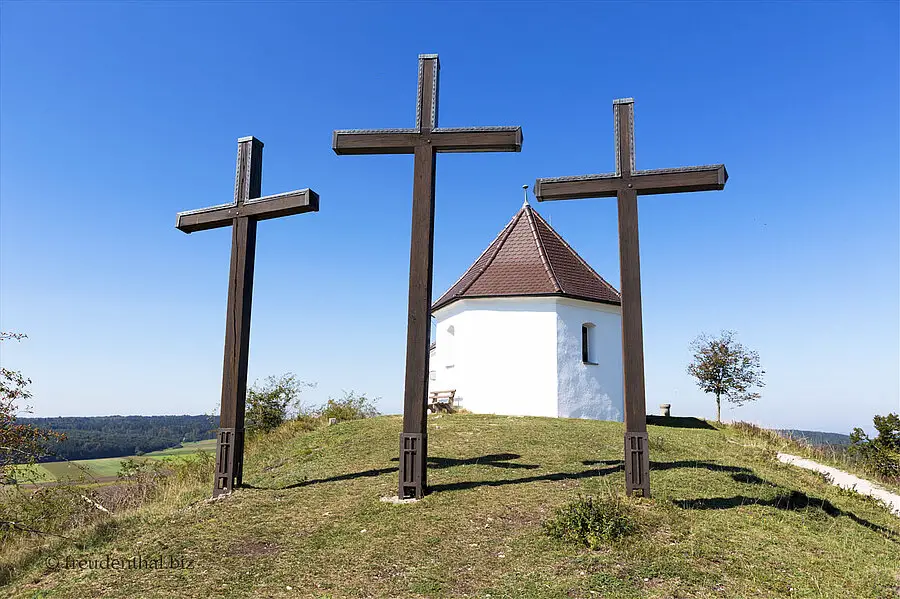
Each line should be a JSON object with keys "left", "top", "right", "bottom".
{"left": 1, "top": 2, "right": 897, "bottom": 434}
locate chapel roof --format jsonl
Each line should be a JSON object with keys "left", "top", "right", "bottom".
{"left": 432, "top": 202, "right": 621, "bottom": 312}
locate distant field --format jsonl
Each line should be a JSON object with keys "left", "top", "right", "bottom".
{"left": 10, "top": 439, "right": 216, "bottom": 484}
{"left": 145, "top": 438, "right": 216, "bottom": 457}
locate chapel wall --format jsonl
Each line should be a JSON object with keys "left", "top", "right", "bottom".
{"left": 431, "top": 297, "right": 558, "bottom": 417}
{"left": 555, "top": 298, "right": 625, "bottom": 421}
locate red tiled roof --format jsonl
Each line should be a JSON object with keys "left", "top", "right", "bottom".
{"left": 432, "top": 203, "right": 621, "bottom": 312}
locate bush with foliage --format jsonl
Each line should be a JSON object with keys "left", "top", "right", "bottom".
{"left": 247, "top": 373, "right": 380, "bottom": 431}
{"left": 849, "top": 413, "right": 900, "bottom": 480}
{"left": 319, "top": 391, "right": 380, "bottom": 423}
{"left": 246, "top": 373, "right": 315, "bottom": 433}
{"left": 543, "top": 494, "right": 637, "bottom": 549}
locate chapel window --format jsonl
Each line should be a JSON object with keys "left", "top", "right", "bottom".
{"left": 582, "top": 323, "right": 596, "bottom": 364}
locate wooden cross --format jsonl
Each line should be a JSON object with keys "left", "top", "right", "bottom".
{"left": 333, "top": 54, "right": 522, "bottom": 499}
{"left": 534, "top": 98, "right": 727, "bottom": 497}
{"left": 176, "top": 136, "right": 319, "bottom": 497}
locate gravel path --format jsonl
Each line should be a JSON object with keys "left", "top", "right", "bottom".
{"left": 777, "top": 452, "right": 900, "bottom": 517}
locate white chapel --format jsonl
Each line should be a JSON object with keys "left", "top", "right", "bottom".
{"left": 428, "top": 200, "right": 624, "bottom": 421}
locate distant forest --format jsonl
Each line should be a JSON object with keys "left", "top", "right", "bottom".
{"left": 778, "top": 429, "right": 851, "bottom": 446}
{"left": 19, "top": 415, "right": 217, "bottom": 461}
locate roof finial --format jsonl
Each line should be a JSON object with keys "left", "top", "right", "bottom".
{"left": 522, "top": 184, "right": 530, "bottom": 207}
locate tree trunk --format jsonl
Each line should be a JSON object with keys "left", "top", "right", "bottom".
{"left": 716, "top": 393, "right": 721, "bottom": 423}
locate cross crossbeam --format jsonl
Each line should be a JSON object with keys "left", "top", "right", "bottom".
{"left": 333, "top": 127, "right": 522, "bottom": 155}
{"left": 536, "top": 164, "right": 726, "bottom": 200}
{"left": 176, "top": 136, "right": 319, "bottom": 497}
{"left": 176, "top": 189, "right": 318, "bottom": 232}
{"left": 534, "top": 98, "right": 727, "bottom": 498}
{"left": 334, "top": 54, "right": 522, "bottom": 499}
{"left": 536, "top": 99, "right": 726, "bottom": 201}
{"left": 333, "top": 55, "right": 521, "bottom": 156}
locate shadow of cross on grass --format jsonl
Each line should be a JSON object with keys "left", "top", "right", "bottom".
{"left": 582, "top": 459, "right": 749, "bottom": 473}
{"left": 582, "top": 459, "right": 898, "bottom": 540}
{"left": 584, "top": 459, "right": 769, "bottom": 482}
{"left": 582, "top": 459, "right": 776, "bottom": 485}
{"left": 398, "top": 453, "right": 542, "bottom": 470}
{"left": 243, "top": 454, "right": 539, "bottom": 491}
{"left": 427, "top": 460, "right": 625, "bottom": 494}
{"left": 674, "top": 490, "right": 900, "bottom": 542}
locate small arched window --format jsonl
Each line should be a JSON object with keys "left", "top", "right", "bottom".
{"left": 582, "top": 323, "right": 597, "bottom": 364}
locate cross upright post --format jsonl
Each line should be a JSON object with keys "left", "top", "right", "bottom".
{"left": 176, "top": 136, "right": 320, "bottom": 497}
{"left": 534, "top": 98, "right": 727, "bottom": 497}
{"left": 334, "top": 54, "right": 523, "bottom": 499}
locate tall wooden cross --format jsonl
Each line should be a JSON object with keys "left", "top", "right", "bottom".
{"left": 333, "top": 54, "right": 522, "bottom": 499}
{"left": 534, "top": 98, "right": 727, "bottom": 497}
{"left": 176, "top": 136, "right": 320, "bottom": 497}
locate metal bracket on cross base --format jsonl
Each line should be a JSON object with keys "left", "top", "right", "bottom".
{"left": 399, "top": 432, "right": 427, "bottom": 499}
{"left": 213, "top": 427, "right": 245, "bottom": 497}
{"left": 624, "top": 432, "right": 651, "bottom": 497}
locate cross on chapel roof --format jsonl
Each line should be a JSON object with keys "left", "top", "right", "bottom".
{"left": 432, "top": 204, "right": 621, "bottom": 312}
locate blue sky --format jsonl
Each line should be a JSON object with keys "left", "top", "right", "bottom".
{"left": 1, "top": 2, "right": 897, "bottom": 434}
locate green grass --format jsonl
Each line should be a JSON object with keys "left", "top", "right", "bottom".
{"left": 7, "top": 464, "right": 55, "bottom": 484}
{"left": 3, "top": 415, "right": 898, "bottom": 599}
{"left": 143, "top": 439, "right": 217, "bottom": 458}
{"left": 9, "top": 439, "right": 217, "bottom": 484}
{"left": 74, "top": 457, "right": 125, "bottom": 478}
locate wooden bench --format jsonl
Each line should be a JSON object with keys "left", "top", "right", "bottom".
{"left": 427, "top": 390, "right": 456, "bottom": 414}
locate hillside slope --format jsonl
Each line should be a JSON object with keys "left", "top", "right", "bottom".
{"left": 5, "top": 415, "right": 899, "bottom": 598}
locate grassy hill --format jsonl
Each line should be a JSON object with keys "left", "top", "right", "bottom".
{"left": 4, "top": 414, "right": 899, "bottom": 598}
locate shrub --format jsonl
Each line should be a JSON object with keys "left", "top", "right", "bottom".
{"left": 166, "top": 450, "right": 215, "bottom": 487}
{"left": 292, "top": 414, "right": 322, "bottom": 434}
{"left": 850, "top": 413, "right": 900, "bottom": 480}
{"left": 0, "top": 484, "right": 95, "bottom": 541}
{"left": 543, "top": 495, "right": 637, "bottom": 549}
{"left": 320, "top": 391, "right": 380, "bottom": 423}
{"left": 117, "top": 457, "right": 161, "bottom": 480}
{"left": 246, "top": 373, "right": 315, "bottom": 433}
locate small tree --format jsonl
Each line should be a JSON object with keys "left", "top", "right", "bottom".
{"left": 0, "top": 332, "right": 64, "bottom": 481}
{"left": 687, "top": 330, "right": 765, "bottom": 422}
{"left": 245, "top": 373, "right": 314, "bottom": 433}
